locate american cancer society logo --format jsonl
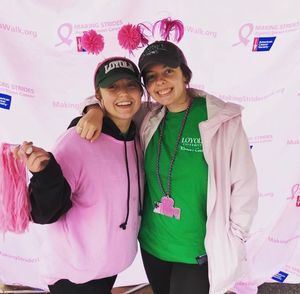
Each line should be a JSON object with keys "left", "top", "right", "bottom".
{"left": 271, "top": 271, "right": 288, "bottom": 283}
{"left": 252, "top": 37, "right": 276, "bottom": 51}
{"left": 0, "top": 93, "right": 12, "bottom": 110}
{"left": 233, "top": 23, "right": 276, "bottom": 51}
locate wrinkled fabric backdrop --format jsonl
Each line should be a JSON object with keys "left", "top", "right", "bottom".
{"left": 0, "top": 1, "right": 300, "bottom": 292}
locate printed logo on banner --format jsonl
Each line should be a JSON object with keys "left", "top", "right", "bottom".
{"left": 76, "top": 36, "right": 86, "bottom": 52}
{"left": 0, "top": 80, "right": 35, "bottom": 98}
{"left": 0, "top": 23, "right": 37, "bottom": 38}
{"left": 259, "top": 191, "right": 274, "bottom": 198}
{"left": 252, "top": 37, "right": 276, "bottom": 51}
{"left": 0, "top": 93, "right": 12, "bottom": 110}
{"left": 269, "top": 234, "right": 300, "bottom": 244}
{"left": 185, "top": 24, "right": 217, "bottom": 38}
{"left": 55, "top": 20, "right": 123, "bottom": 50}
{"left": 219, "top": 88, "right": 285, "bottom": 103}
{"left": 248, "top": 134, "right": 273, "bottom": 145}
{"left": 296, "top": 196, "right": 300, "bottom": 207}
{"left": 55, "top": 23, "right": 73, "bottom": 47}
{"left": 287, "top": 184, "right": 300, "bottom": 202}
{"left": 232, "top": 21, "right": 300, "bottom": 50}
{"left": 287, "top": 138, "right": 300, "bottom": 145}
{"left": 52, "top": 100, "right": 84, "bottom": 111}
{"left": 0, "top": 250, "right": 40, "bottom": 263}
{"left": 232, "top": 23, "right": 254, "bottom": 47}
{"left": 271, "top": 271, "right": 288, "bottom": 283}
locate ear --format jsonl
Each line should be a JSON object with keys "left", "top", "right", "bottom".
{"left": 95, "top": 89, "right": 105, "bottom": 111}
{"left": 95, "top": 88, "right": 101, "bottom": 100}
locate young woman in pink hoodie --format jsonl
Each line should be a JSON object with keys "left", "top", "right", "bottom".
{"left": 14, "top": 57, "right": 144, "bottom": 294}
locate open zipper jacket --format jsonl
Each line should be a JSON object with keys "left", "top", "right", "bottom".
{"left": 139, "top": 89, "right": 259, "bottom": 294}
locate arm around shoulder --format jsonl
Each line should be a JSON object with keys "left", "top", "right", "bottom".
{"left": 76, "top": 104, "right": 104, "bottom": 142}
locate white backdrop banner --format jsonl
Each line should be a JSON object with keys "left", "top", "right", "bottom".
{"left": 1, "top": 0, "right": 300, "bottom": 292}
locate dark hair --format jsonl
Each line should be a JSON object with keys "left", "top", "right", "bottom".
{"left": 142, "top": 63, "right": 192, "bottom": 87}
{"left": 180, "top": 63, "right": 192, "bottom": 84}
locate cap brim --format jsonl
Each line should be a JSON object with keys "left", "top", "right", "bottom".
{"left": 98, "top": 73, "right": 141, "bottom": 88}
{"left": 140, "top": 55, "right": 179, "bottom": 73}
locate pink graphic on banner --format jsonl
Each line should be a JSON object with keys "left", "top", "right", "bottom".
{"left": 252, "top": 37, "right": 259, "bottom": 51}
{"left": 287, "top": 139, "right": 300, "bottom": 145}
{"left": 296, "top": 196, "right": 300, "bottom": 207}
{"left": 76, "top": 36, "right": 85, "bottom": 52}
{"left": 232, "top": 23, "right": 254, "bottom": 46}
{"left": 287, "top": 184, "right": 300, "bottom": 200}
{"left": 55, "top": 23, "right": 73, "bottom": 47}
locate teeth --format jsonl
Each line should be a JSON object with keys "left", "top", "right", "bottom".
{"left": 116, "top": 101, "right": 132, "bottom": 106}
{"left": 158, "top": 89, "right": 171, "bottom": 95}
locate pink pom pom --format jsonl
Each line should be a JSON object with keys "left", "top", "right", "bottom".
{"left": 0, "top": 143, "right": 30, "bottom": 234}
{"left": 81, "top": 29, "right": 104, "bottom": 55}
{"left": 154, "top": 18, "right": 185, "bottom": 42}
{"left": 118, "top": 24, "right": 142, "bottom": 54}
{"left": 137, "top": 23, "right": 151, "bottom": 47}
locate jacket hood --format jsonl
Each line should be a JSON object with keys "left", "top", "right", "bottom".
{"left": 189, "top": 88, "right": 242, "bottom": 120}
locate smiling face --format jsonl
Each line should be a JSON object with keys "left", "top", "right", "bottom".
{"left": 144, "top": 64, "right": 189, "bottom": 112}
{"left": 98, "top": 79, "right": 142, "bottom": 133}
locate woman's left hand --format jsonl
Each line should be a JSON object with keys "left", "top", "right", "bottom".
{"left": 13, "top": 141, "right": 50, "bottom": 173}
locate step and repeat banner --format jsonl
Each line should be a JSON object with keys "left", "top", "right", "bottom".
{"left": 1, "top": 1, "right": 300, "bottom": 292}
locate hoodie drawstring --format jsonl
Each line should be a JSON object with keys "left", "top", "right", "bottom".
{"left": 134, "top": 139, "right": 142, "bottom": 216}
{"left": 119, "top": 139, "right": 142, "bottom": 230}
{"left": 120, "top": 141, "right": 130, "bottom": 230}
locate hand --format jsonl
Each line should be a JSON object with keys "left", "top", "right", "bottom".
{"left": 76, "top": 106, "right": 103, "bottom": 142}
{"left": 13, "top": 141, "right": 50, "bottom": 173}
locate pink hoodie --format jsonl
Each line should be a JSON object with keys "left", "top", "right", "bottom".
{"left": 39, "top": 129, "right": 144, "bottom": 285}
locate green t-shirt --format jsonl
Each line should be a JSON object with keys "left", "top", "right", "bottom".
{"left": 139, "top": 97, "right": 208, "bottom": 264}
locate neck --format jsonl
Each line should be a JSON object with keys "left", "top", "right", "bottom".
{"left": 108, "top": 116, "right": 131, "bottom": 134}
{"left": 116, "top": 121, "right": 131, "bottom": 134}
{"left": 167, "top": 94, "right": 191, "bottom": 113}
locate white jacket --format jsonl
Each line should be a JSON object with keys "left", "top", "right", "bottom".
{"left": 139, "top": 90, "right": 259, "bottom": 294}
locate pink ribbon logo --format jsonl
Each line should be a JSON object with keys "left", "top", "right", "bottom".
{"left": 287, "top": 184, "right": 300, "bottom": 200}
{"left": 55, "top": 23, "right": 73, "bottom": 47}
{"left": 232, "top": 23, "right": 254, "bottom": 47}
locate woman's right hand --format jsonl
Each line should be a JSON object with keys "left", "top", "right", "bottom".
{"left": 13, "top": 141, "right": 50, "bottom": 173}
{"left": 76, "top": 106, "right": 103, "bottom": 142}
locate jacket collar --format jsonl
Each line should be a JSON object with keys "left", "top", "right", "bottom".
{"left": 148, "top": 88, "right": 242, "bottom": 123}
{"left": 189, "top": 88, "right": 243, "bottom": 120}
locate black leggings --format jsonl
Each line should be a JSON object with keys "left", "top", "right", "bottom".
{"left": 48, "top": 275, "right": 117, "bottom": 294}
{"left": 141, "top": 248, "right": 209, "bottom": 294}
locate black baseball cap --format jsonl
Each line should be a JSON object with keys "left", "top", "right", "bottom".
{"left": 94, "top": 57, "right": 141, "bottom": 89}
{"left": 138, "top": 40, "right": 187, "bottom": 73}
